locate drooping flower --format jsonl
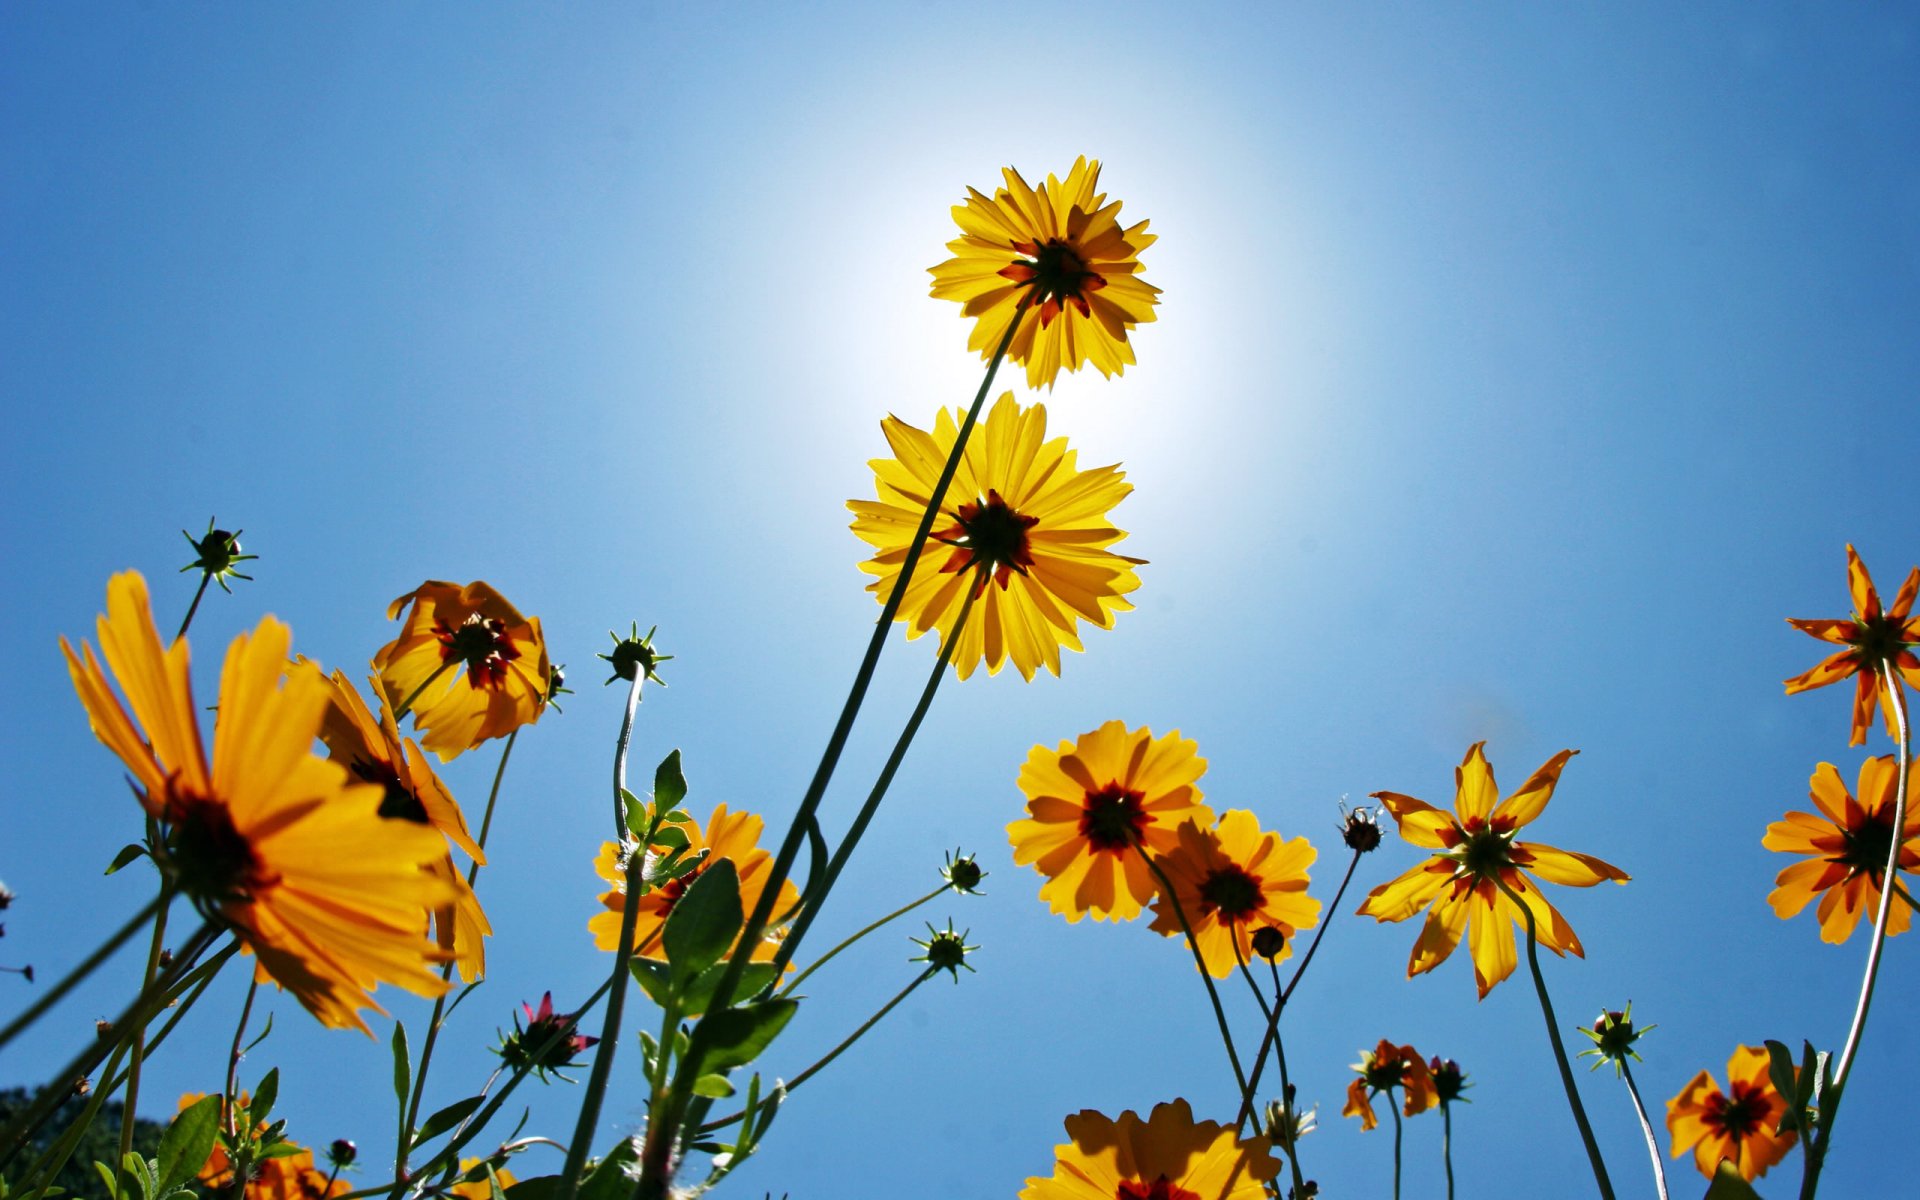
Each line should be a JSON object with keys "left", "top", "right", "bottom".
{"left": 373, "top": 581, "right": 549, "bottom": 760}
{"left": 496, "top": 991, "right": 598, "bottom": 1082}
{"left": 930, "top": 157, "right": 1159, "bottom": 391}
{"left": 849, "top": 393, "right": 1143, "bottom": 681}
{"left": 1784, "top": 544, "right": 1920, "bottom": 747}
{"left": 63, "top": 573, "right": 454, "bottom": 1033}
{"left": 1148, "top": 811, "right": 1320, "bottom": 977}
{"left": 589, "top": 803, "right": 799, "bottom": 967}
{"left": 306, "top": 664, "right": 492, "bottom": 981}
{"left": 1666, "top": 1046, "right": 1797, "bottom": 1182}
{"left": 1009, "top": 721, "right": 1213, "bottom": 922}
{"left": 1019, "top": 1099, "right": 1278, "bottom": 1200}
{"left": 1342, "top": 1041, "right": 1437, "bottom": 1132}
{"left": 1356, "top": 743, "right": 1628, "bottom": 998}
{"left": 1763, "top": 756, "right": 1920, "bottom": 943}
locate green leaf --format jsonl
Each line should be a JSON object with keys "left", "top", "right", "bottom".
{"left": 578, "top": 1138, "right": 642, "bottom": 1200}
{"left": 654, "top": 750, "right": 687, "bottom": 812}
{"left": 93, "top": 1161, "right": 118, "bottom": 1200}
{"left": 412, "top": 1096, "right": 484, "bottom": 1148}
{"left": 1703, "top": 1160, "right": 1763, "bottom": 1199}
{"left": 251, "top": 1067, "right": 280, "bottom": 1122}
{"left": 620, "top": 788, "right": 648, "bottom": 838}
{"left": 244, "top": 1014, "right": 276, "bottom": 1056}
{"left": 391, "top": 1022, "right": 411, "bottom": 1107}
{"left": 257, "top": 1141, "right": 304, "bottom": 1161}
{"left": 502, "top": 1176, "right": 562, "bottom": 1200}
{"left": 663, "top": 859, "right": 742, "bottom": 986}
{"left": 693, "top": 998, "right": 798, "bottom": 1073}
{"left": 487, "top": 1166, "right": 508, "bottom": 1200}
{"left": 629, "top": 958, "right": 673, "bottom": 1008}
{"left": 650, "top": 826, "right": 690, "bottom": 851}
{"left": 692, "top": 1074, "right": 735, "bottom": 1098}
{"left": 104, "top": 844, "right": 148, "bottom": 875}
{"left": 156, "top": 1094, "right": 221, "bottom": 1193}
{"left": 1763, "top": 1041, "right": 1799, "bottom": 1133}
{"left": 675, "top": 961, "right": 779, "bottom": 1019}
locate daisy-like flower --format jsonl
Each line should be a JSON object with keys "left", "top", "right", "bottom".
{"left": 448, "top": 1159, "right": 518, "bottom": 1200}
{"left": 1785, "top": 544, "right": 1920, "bottom": 747}
{"left": 1763, "top": 756, "right": 1920, "bottom": 943}
{"left": 1666, "top": 1046, "right": 1797, "bottom": 1182}
{"left": 1356, "top": 743, "right": 1629, "bottom": 998}
{"left": 930, "top": 157, "right": 1159, "bottom": 391}
{"left": 589, "top": 803, "right": 800, "bottom": 967}
{"left": 1009, "top": 721, "right": 1213, "bottom": 922}
{"left": 1019, "top": 1099, "right": 1278, "bottom": 1200}
{"left": 1148, "top": 811, "right": 1320, "bottom": 977}
{"left": 849, "top": 393, "right": 1143, "bottom": 681}
{"left": 305, "top": 664, "right": 492, "bottom": 981}
{"left": 373, "top": 580, "right": 550, "bottom": 761}
{"left": 497, "top": 991, "right": 598, "bottom": 1081}
{"left": 1342, "top": 1041, "right": 1438, "bottom": 1132}
{"left": 63, "top": 573, "right": 454, "bottom": 1033}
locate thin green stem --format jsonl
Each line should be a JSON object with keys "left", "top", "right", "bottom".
{"left": 558, "top": 846, "right": 646, "bottom": 1200}
{"left": 1442, "top": 1102, "right": 1455, "bottom": 1200}
{"left": 612, "top": 671, "right": 646, "bottom": 838}
{"left": 771, "top": 586, "right": 977, "bottom": 975}
{"left": 1265, "top": 961, "right": 1309, "bottom": 1200}
{"left": 0, "top": 891, "right": 169, "bottom": 1053}
{"left": 1495, "top": 876, "right": 1615, "bottom": 1200}
{"left": 223, "top": 978, "right": 259, "bottom": 1136}
{"left": 1389, "top": 1097, "right": 1403, "bottom": 1200}
{"left": 117, "top": 866, "right": 172, "bottom": 1166}
{"left": 175, "top": 574, "right": 213, "bottom": 643}
{"left": 1133, "top": 846, "right": 1249, "bottom": 1100}
{"left": 1618, "top": 1060, "right": 1669, "bottom": 1200}
{"left": 1282, "top": 847, "right": 1362, "bottom": 1005}
{"left": 779, "top": 883, "right": 950, "bottom": 997}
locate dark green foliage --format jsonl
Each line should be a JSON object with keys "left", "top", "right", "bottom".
{"left": 0, "top": 1086, "right": 166, "bottom": 1199}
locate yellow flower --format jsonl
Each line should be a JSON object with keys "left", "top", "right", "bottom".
{"left": 1763, "top": 756, "right": 1920, "bottom": 943}
{"left": 1341, "top": 1040, "right": 1437, "bottom": 1132}
{"left": 589, "top": 803, "right": 799, "bottom": 967}
{"left": 848, "top": 393, "right": 1142, "bottom": 681}
{"left": 1009, "top": 721, "right": 1213, "bottom": 922}
{"left": 1148, "top": 811, "right": 1320, "bottom": 977}
{"left": 62, "top": 572, "right": 454, "bottom": 1033}
{"left": 931, "top": 157, "right": 1159, "bottom": 390}
{"left": 1784, "top": 544, "right": 1920, "bottom": 747}
{"left": 448, "top": 1159, "right": 518, "bottom": 1200}
{"left": 306, "top": 664, "right": 492, "bottom": 981}
{"left": 373, "top": 580, "right": 549, "bottom": 760}
{"left": 1356, "top": 743, "right": 1628, "bottom": 998}
{"left": 1666, "top": 1046, "right": 1796, "bottom": 1182}
{"left": 1018, "top": 1099, "right": 1278, "bottom": 1200}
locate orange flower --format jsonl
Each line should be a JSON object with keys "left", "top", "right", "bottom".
{"left": 448, "top": 1159, "right": 518, "bottom": 1200}
{"left": 1018, "top": 1100, "right": 1277, "bottom": 1200}
{"left": 1785, "top": 544, "right": 1920, "bottom": 747}
{"left": 182, "top": 1095, "right": 349, "bottom": 1200}
{"left": 1147, "top": 811, "right": 1320, "bottom": 977}
{"left": 1008, "top": 721, "right": 1213, "bottom": 922}
{"left": 1357, "top": 743, "right": 1628, "bottom": 998}
{"left": 1342, "top": 1040, "right": 1437, "bottom": 1132}
{"left": 1666, "top": 1046, "right": 1797, "bottom": 1182}
{"left": 1763, "top": 756, "right": 1920, "bottom": 943}
{"left": 374, "top": 581, "right": 549, "bottom": 760}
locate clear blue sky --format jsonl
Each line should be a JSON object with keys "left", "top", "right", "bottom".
{"left": 4, "top": 4, "right": 1917, "bottom": 1197}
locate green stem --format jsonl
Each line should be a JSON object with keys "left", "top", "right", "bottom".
{"left": 770, "top": 586, "right": 977, "bottom": 975}
{"left": 1495, "top": 876, "right": 1614, "bottom": 1200}
{"left": 1264, "top": 961, "right": 1308, "bottom": 1200}
{"left": 116, "top": 866, "right": 172, "bottom": 1166}
{"left": 223, "top": 978, "right": 259, "bottom": 1136}
{"left": 612, "top": 670, "right": 647, "bottom": 838}
{"left": 1618, "top": 1059, "right": 1669, "bottom": 1200}
{"left": 1390, "top": 1096, "right": 1403, "bottom": 1200}
{"left": 1133, "top": 846, "right": 1249, "bottom": 1100}
{"left": 779, "top": 883, "right": 950, "bottom": 997}
{"left": 1442, "top": 1102, "right": 1455, "bottom": 1200}
{"left": 1282, "top": 846, "right": 1362, "bottom": 1005}
{"left": 175, "top": 573, "right": 213, "bottom": 643}
{"left": 0, "top": 891, "right": 170, "bottom": 1053}
{"left": 558, "top": 844, "right": 646, "bottom": 1200}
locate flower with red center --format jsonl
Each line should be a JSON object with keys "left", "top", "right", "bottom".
{"left": 497, "top": 992, "right": 597, "bottom": 1081}
{"left": 930, "top": 157, "right": 1159, "bottom": 391}
{"left": 63, "top": 573, "right": 454, "bottom": 1033}
{"left": 849, "top": 393, "right": 1143, "bottom": 681}
{"left": 1666, "top": 1046, "right": 1797, "bottom": 1182}
{"left": 1148, "top": 811, "right": 1320, "bottom": 977}
{"left": 1785, "top": 544, "right": 1920, "bottom": 747}
{"left": 1762, "top": 755, "right": 1920, "bottom": 943}
{"left": 1009, "top": 721, "right": 1214, "bottom": 922}
{"left": 1341, "top": 1041, "right": 1437, "bottom": 1132}
{"left": 1019, "top": 1099, "right": 1278, "bottom": 1200}
{"left": 589, "top": 803, "right": 799, "bottom": 968}
{"left": 373, "top": 581, "right": 550, "bottom": 761}
{"left": 1356, "top": 743, "right": 1629, "bottom": 998}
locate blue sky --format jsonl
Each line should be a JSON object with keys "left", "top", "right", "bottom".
{"left": 4, "top": 3, "right": 1918, "bottom": 1197}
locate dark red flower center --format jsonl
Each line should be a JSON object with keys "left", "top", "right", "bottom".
{"left": 163, "top": 790, "right": 267, "bottom": 901}
{"left": 435, "top": 613, "right": 520, "bottom": 689}
{"left": 936, "top": 489, "right": 1039, "bottom": 593}
{"left": 655, "top": 862, "right": 705, "bottom": 914}
{"left": 1835, "top": 807, "right": 1897, "bottom": 878}
{"left": 1707, "top": 1083, "right": 1769, "bottom": 1140}
{"left": 999, "top": 238, "right": 1107, "bottom": 327}
{"left": 1116, "top": 1176, "right": 1198, "bottom": 1200}
{"left": 1080, "top": 783, "right": 1149, "bottom": 851}
{"left": 1845, "top": 610, "right": 1915, "bottom": 668}
{"left": 351, "top": 758, "right": 428, "bottom": 824}
{"left": 1198, "top": 864, "right": 1263, "bottom": 923}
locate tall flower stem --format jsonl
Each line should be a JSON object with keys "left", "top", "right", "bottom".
{"left": 1495, "top": 876, "right": 1615, "bottom": 1200}
{"left": 1133, "top": 847, "right": 1249, "bottom": 1099}
{"left": 0, "top": 890, "right": 169, "bottom": 1052}
{"left": 1617, "top": 1060, "right": 1670, "bottom": 1200}
{"left": 779, "top": 883, "right": 951, "bottom": 997}
{"left": 222, "top": 978, "right": 260, "bottom": 1135}
{"left": 557, "top": 838, "right": 646, "bottom": 1200}
{"left": 1258, "top": 958, "right": 1310, "bottom": 1200}
{"left": 611, "top": 669, "right": 647, "bottom": 837}
{"left": 1800, "top": 664, "right": 1910, "bottom": 1200}
{"left": 1388, "top": 1098, "right": 1404, "bottom": 1200}
{"left": 116, "top": 865, "right": 172, "bottom": 1166}
{"left": 638, "top": 296, "right": 1032, "bottom": 1200}
{"left": 174, "top": 574, "right": 213, "bottom": 643}
{"left": 770, "top": 586, "right": 977, "bottom": 975}
{"left": 1441, "top": 1103, "right": 1455, "bottom": 1200}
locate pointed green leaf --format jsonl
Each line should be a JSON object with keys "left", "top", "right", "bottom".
{"left": 251, "top": 1067, "right": 279, "bottom": 1122}
{"left": 157, "top": 1093, "right": 221, "bottom": 1193}
{"left": 501, "top": 1176, "right": 562, "bottom": 1200}
{"left": 578, "top": 1138, "right": 642, "bottom": 1200}
{"left": 244, "top": 1014, "right": 276, "bottom": 1055}
{"left": 629, "top": 958, "right": 673, "bottom": 1008}
{"left": 104, "top": 844, "right": 148, "bottom": 876}
{"left": 412, "top": 1096, "right": 484, "bottom": 1148}
{"left": 1763, "top": 1041, "right": 1799, "bottom": 1133}
{"left": 620, "top": 788, "right": 648, "bottom": 838}
{"left": 675, "top": 961, "right": 779, "bottom": 1019}
{"left": 121, "top": 1152, "right": 154, "bottom": 1200}
{"left": 487, "top": 1166, "right": 508, "bottom": 1200}
{"left": 391, "top": 1022, "right": 411, "bottom": 1107}
{"left": 93, "top": 1161, "right": 119, "bottom": 1199}
{"left": 1703, "top": 1160, "right": 1763, "bottom": 1199}
{"left": 650, "top": 826, "right": 690, "bottom": 851}
{"left": 692, "top": 1074, "right": 735, "bottom": 1098}
{"left": 654, "top": 750, "right": 686, "bottom": 812}
{"left": 663, "top": 859, "right": 742, "bottom": 985}
{"left": 693, "top": 998, "right": 798, "bottom": 1072}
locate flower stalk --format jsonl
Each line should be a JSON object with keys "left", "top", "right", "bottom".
{"left": 1617, "top": 1059, "right": 1670, "bottom": 1200}
{"left": 1134, "top": 845, "right": 1249, "bottom": 1099}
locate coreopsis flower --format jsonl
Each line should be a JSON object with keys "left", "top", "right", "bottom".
{"left": 1666, "top": 1046, "right": 1797, "bottom": 1182}
{"left": 1342, "top": 1041, "right": 1437, "bottom": 1132}
{"left": 497, "top": 991, "right": 598, "bottom": 1081}
{"left": 1763, "top": 756, "right": 1920, "bottom": 943}
{"left": 374, "top": 580, "right": 550, "bottom": 760}
{"left": 930, "top": 157, "right": 1159, "bottom": 391}
{"left": 448, "top": 1159, "right": 518, "bottom": 1200}
{"left": 1357, "top": 743, "right": 1629, "bottom": 998}
{"left": 306, "top": 664, "right": 492, "bottom": 981}
{"left": 1428, "top": 1058, "right": 1470, "bottom": 1106}
{"left": 183, "top": 1094, "right": 349, "bottom": 1199}
{"left": 1008, "top": 721, "right": 1213, "bottom": 922}
{"left": 63, "top": 573, "right": 453, "bottom": 1032}
{"left": 1784, "top": 544, "right": 1920, "bottom": 747}
{"left": 1019, "top": 1099, "right": 1278, "bottom": 1200}
{"left": 1147, "top": 811, "right": 1320, "bottom": 977}
{"left": 589, "top": 803, "right": 800, "bottom": 966}
{"left": 849, "top": 393, "right": 1143, "bottom": 681}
